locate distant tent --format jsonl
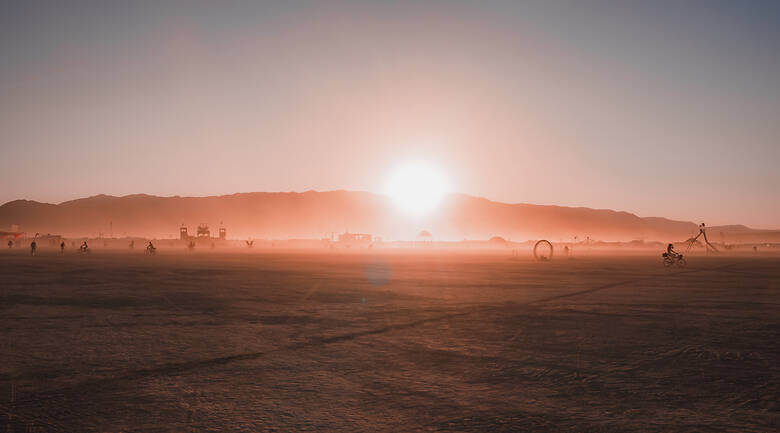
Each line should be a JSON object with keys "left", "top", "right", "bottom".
{"left": 417, "top": 230, "right": 433, "bottom": 240}
{"left": 488, "top": 236, "right": 507, "bottom": 246}
{"left": 416, "top": 231, "right": 433, "bottom": 246}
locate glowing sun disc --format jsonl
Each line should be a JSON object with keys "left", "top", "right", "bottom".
{"left": 385, "top": 161, "right": 451, "bottom": 216}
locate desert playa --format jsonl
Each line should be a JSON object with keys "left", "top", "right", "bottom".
{"left": 2, "top": 249, "right": 777, "bottom": 432}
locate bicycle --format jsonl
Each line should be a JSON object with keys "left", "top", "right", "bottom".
{"left": 662, "top": 252, "right": 686, "bottom": 267}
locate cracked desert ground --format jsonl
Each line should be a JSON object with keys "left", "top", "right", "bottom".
{"left": 1, "top": 249, "right": 778, "bottom": 432}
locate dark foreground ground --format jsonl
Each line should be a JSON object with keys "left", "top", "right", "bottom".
{"left": 1, "top": 249, "right": 778, "bottom": 432}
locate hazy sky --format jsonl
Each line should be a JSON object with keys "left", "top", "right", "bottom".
{"left": 1, "top": 0, "right": 779, "bottom": 228}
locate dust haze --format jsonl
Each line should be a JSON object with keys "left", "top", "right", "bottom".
{"left": 3, "top": 192, "right": 780, "bottom": 243}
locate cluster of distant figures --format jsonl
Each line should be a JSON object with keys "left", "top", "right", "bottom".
{"left": 14, "top": 237, "right": 260, "bottom": 256}
{"left": 10, "top": 223, "right": 762, "bottom": 260}
{"left": 19, "top": 239, "right": 156, "bottom": 256}
{"left": 22, "top": 239, "right": 93, "bottom": 256}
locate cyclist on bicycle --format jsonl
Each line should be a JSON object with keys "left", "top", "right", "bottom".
{"left": 666, "top": 243, "right": 678, "bottom": 257}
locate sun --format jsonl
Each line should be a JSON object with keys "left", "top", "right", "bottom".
{"left": 384, "top": 161, "right": 451, "bottom": 216}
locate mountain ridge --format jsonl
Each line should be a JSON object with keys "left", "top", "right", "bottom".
{"left": 0, "top": 191, "right": 775, "bottom": 242}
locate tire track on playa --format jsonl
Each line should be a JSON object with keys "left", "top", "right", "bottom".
{"left": 0, "top": 403, "right": 69, "bottom": 432}
{"left": 528, "top": 259, "right": 758, "bottom": 304}
{"left": 18, "top": 311, "right": 476, "bottom": 412}
{"left": 21, "top": 259, "right": 758, "bottom": 406}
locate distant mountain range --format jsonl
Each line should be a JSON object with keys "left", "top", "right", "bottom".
{"left": 1, "top": 191, "right": 777, "bottom": 242}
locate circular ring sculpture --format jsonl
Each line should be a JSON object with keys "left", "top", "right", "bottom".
{"left": 533, "top": 240, "right": 554, "bottom": 261}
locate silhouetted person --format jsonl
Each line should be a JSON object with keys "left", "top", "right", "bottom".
{"left": 60, "top": 241, "right": 65, "bottom": 255}
{"left": 30, "top": 240, "right": 37, "bottom": 256}
{"left": 80, "top": 241, "right": 89, "bottom": 253}
{"left": 564, "top": 245, "right": 570, "bottom": 257}
{"left": 129, "top": 240, "right": 135, "bottom": 249}
{"left": 7, "top": 240, "right": 12, "bottom": 249}
{"left": 667, "top": 243, "right": 678, "bottom": 257}
{"left": 147, "top": 241, "right": 155, "bottom": 250}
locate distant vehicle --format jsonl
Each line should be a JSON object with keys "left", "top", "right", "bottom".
{"left": 662, "top": 252, "right": 686, "bottom": 267}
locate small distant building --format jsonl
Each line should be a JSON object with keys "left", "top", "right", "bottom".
{"left": 179, "top": 224, "right": 228, "bottom": 242}
{"left": 1, "top": 226, "right": 24, "bottom": 240}
{"left": 338, "top": 232, "right": 372, "bottom": 248}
